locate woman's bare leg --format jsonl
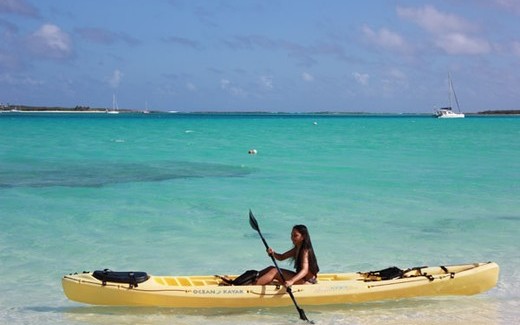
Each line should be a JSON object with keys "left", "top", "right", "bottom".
{"left": 255, "top": 266, "right": 295, "bottom": 285}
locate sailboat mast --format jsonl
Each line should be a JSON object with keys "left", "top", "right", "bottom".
{"left": 449, "top": 74, "right": 461, "bottom": 113}
{"left": 448, "top": 73, "right": 453, "bottom": 109}
{"left": 112, "top": 93, "right": 119, "bottom": 111}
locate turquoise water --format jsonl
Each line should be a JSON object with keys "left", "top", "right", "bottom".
{"left": 0, "top": 113, "right": 518, "bottom": 324}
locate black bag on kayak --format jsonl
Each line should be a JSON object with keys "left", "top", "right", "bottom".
{"left": 361, "top": 266, "right": 404, "bottom": 281}
{"left": 93, "top": 269, "right": 149, "bottom": 287}
{"left": 218, "top": 269, "right": 259, "bottom": 286}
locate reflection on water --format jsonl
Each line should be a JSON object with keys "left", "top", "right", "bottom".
{"left": 0, "top": 160, "right": 253, "bottom": 188}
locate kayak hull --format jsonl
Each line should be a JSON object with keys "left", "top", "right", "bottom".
{"left": 62, "top": 262, "right": 499, "bottom": 308}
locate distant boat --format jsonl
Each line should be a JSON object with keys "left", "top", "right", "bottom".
{"left": 107, "top": 94, "right": 120, "bottom": 114}
{"left": 434, "top": 73, "right": 465, "bottom": 119}
{"left": 143, "top": 101, "right": 150, "bottom": 114}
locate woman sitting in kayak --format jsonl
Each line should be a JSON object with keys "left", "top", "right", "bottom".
{"left": 255, "top": 224, "right": 319, "bottom": 286}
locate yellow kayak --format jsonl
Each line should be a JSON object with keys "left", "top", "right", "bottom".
{"left": 62, "top": 262, "right": 498, "bottom": 308}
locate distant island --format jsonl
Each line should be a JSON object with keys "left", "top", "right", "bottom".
{"left": 1, "top": 104, "right": 519, "bottom": 115}
{"left": 0, "top": 105, "right": 131, "bottom": 113}
{"left": 476, "top": 110, "right": 520, "bottom": 115}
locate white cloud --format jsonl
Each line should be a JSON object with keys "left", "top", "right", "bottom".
{"left": 0, "top": 73, "right": 42, "bottom": 86}
{"left": 27, "top": 24, "right": 72, "bottom": 59}
{"left": 352, "top": 72, "right": 369, "bottom": 86}
{"left": 397, "top": 5, "right": 476, "bottom": 34}
{"left": 362, "top": 25, "right": 411, "bottom": 54}
{"left": 220, "top": 79, "right": 246, "bottom": 97}
{"left": 387, "top": 68, "right": 407, "bottom": 80}
{"left": 494, "top": 0, "right": 520, "bottom": 14}
{"left": 0, "top": 0, "right": 39, "bottom": 17}
{"left": 220, "top": 79, "right": 230, "bottom": 89}
{"left": 397, "top": 5, "right": 489, "bottom": 55}
{"left": 382, "top": 68, "right": 409, "bottom": 95}
{"left": 109, "top": 69, "right": 123, "bottom": 88}
{"left": 435, "top": 33, "right": 491, "bottom": 55}
{"left": 186, "top": 82, "right": 196, "bottom": 91}
{"left": 512, "top": 41, "right": 520, "bottom": 57}
{"left": 302, "top": 72, "right": 314, "bottom": 82}
{"left": 77, "top": 27, "right": 139, "bottom": 46}
{"left": 260, "top": 75, "right": 273, "bottom": 89}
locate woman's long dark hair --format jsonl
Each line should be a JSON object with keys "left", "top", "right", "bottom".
{"left": 293, "top": 224, "right": 319, "bottom": 275}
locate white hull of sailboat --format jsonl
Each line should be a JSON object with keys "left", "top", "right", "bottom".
{"left": 435, "top": 109, "right": 465, "bottom": 118}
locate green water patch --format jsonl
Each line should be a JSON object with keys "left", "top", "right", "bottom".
{"left": 0, "top": 160, "right": 253, "bottom": 188}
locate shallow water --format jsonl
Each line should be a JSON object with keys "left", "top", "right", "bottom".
{"left": 0, "top": 113, "right": 518, "bottom": 324}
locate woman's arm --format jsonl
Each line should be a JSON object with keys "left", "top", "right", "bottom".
{"left": 268, "top": 247, "right": 295, "bottom": 261}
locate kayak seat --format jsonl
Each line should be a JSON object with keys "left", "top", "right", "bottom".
{"left": 93, "top": 269, "right": 150, "bottom": 287}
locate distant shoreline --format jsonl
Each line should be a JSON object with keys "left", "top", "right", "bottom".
{"left": 1, "top": 105, "right": 519, "bottom": 115}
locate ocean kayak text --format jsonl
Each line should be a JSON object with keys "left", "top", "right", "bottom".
{"left": 192, "top": 289, "right": 245, "bottom": 295}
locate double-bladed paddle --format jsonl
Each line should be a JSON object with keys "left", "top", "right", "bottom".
{"left": 249, "top": 209, "right": 313, "bottom": 323}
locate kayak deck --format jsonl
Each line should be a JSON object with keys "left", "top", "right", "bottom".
{"left": 111, "top": 263, "right": 494, "bottom": 287}
{"left": 62, "top": 262, "right": 499, "bottom": 308}
{"left": 153, "top": 273, "right": 360, "bottom": 286}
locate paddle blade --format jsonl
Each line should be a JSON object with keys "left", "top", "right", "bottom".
{"left": 298, "top": 308, "right": 311, "bottom": 322}
{"left": 249, "top": 209, "right": 260, "bottom": 231}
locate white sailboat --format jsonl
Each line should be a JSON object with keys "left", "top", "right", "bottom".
{"left": 107, "top": 94, "right": 120, "bottom": 114}
{"left": 434, "top": 73, "right": 465, "bottom": 118}
{"left": 143, "top": 101, "right": 150, "bottom": 114}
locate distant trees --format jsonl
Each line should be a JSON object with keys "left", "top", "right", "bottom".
{"left": 479, "top": 110, "right": 520, "bottom": 115}
{"left": 74, "top": 106, "right": 91, "bottom": 111}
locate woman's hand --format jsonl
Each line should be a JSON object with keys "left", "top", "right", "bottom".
{"left": 285, "top": 279, "right": 294, "bottom": 287}
{"left": 266, "top": 247, "right": 275, "bottom": 257}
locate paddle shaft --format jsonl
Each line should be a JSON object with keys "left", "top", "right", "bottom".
{"left": 251, "top": 214, "right": 312, "bottom": 323}
{"left": 257, "top": 231, "right": 289, "bottom": 283}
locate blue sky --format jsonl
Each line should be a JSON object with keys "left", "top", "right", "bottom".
{"left": 1, "top": 0, "right": 520, "bottom": 113}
